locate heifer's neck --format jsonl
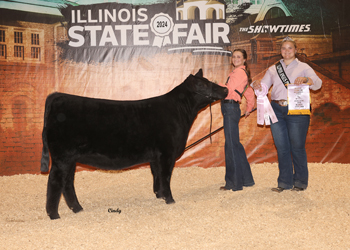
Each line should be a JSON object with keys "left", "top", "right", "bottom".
{"left": 169, "top": 84, "right": 209, "bottom": 123}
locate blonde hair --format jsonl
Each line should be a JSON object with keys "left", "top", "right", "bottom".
{"left": 281, "top": 36, "right": 297, "bottom": 48}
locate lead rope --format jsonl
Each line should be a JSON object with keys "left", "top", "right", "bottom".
{"left": 209, "top": 103, "right": 212, "bottom": 144}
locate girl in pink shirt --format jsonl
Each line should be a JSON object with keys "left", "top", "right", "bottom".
{"left": 219, "top": 49, "right": 255, "bottom": 191}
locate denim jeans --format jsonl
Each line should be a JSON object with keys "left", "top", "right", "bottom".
{"left": 221, "top": 101, "right": 255, "bottom": 191}
{"left": 270, "top": 101, "right": 310, "bottom": 189}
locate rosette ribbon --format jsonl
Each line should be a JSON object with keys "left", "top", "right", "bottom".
{"left": 254, "top": 83, "right": 278, "bottom": 125}
{"left": 150, "top": 13, "right": 174, "bottom": 48}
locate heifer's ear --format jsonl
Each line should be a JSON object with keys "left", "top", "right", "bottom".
{"left": 195, "top": 69, "right": 203, "bottom": 77}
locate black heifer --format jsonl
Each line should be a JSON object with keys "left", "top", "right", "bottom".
{"left": 40, "top": 69, "right": 228, "bottom": 219}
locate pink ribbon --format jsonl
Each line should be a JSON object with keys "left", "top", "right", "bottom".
{"left": 254, "top": 83, "right": 278, "bottom": 125}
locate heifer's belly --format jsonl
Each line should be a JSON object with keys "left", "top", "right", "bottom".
{"left": 77, "top": 153, "right": 150, "bottom": 170}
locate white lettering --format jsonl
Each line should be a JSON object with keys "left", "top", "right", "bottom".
{"left": 205, "top": 23, "right": 211, "bottom": 43}
{"left": 213, "top": 23, "right": 229, "bottom": 44}
{"left": 248, "top": 26, "right": 254, "bottom": 33}
{"left": 186, "top": 23, "right": 205, "bottom": 44}
{"left": 254, "top": 26, "right": 262, "bottom": 33}
{"left": 304, "top": 24, "right": 311, "bottom": 32}
{"left": 289, "top": 25, "right": 299, "bottom": 32}
{"left": 71, "top": 10, "right": 75, "bottom": 24}
{"left": 68, "top": 26, "right": 85, "bottom": 47}
{"left": 138, "top": 8, "right": 148, "bottom": 22}
{"left": 85, "top": 26, "right": 102, "bottom": 46}
{"left": 99, "top": 9, "right": 103, "bottom": 22}
{"left": 88, "top": 9, "right": 98, "bottom": 23}
{"left": 99, "top": 25, "right": 118, "bottom": 46}
{"left": 115, "top": 25, "right": 132, "bottom": 45}
{"left": 118, "top": 9, "right": 131, "bottom": 22}
{"left": 105, "top": 9, "right": 116, "bottom": 22}
{"left": 77, "top": 10, "right": 87, "bottom": 23}
{"left": 269, "top": 25, "right": 279, "bottom": 33}
{"left": 172, "top": 23, "right": 188, "bottom": 44}
{"left": 133, "top": 25, "right": 149, "bottom": 45}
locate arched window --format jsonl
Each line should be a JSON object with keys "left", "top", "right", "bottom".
{"left": 188, "top": 6, "right": 200, "bottom": 20}
{"left": 265, "top": 7, "right": 286, "bottom": 20}
{"left": 206, "top": 8, "right": 217, "bottom": 20}
{"left": 177, "top": 10, "right": 183, "bottom": 20}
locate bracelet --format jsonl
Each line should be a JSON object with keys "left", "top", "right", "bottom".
{"left": 305, "top": 77, "right": 309, "bottom": 83}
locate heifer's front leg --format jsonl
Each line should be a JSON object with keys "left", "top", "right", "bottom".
{"left": 62, "top": 163, "right": 83, "bottom": 214}
{"left": 151, "top": 157, "right": 175, "bottom": 204}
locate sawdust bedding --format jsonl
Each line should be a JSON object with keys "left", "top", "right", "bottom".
{"left": 0, "top": 163, "right": 349, "bottom": 250}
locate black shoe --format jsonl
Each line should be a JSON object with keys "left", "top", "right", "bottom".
{"left": 220, "top": 186, "right": 229, "bottom": 191}
{"left": 291, "top": 187, "right": 305, "bottom": 191}
{"left": 271, "top": 187, "right": 285, "bottom": 193}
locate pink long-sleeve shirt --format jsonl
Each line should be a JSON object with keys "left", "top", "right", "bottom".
{"left": 260, "top": 58, "right": 322, "bottom": 100}
{"left": 221, "top": 65, "right": 255, "bottom": 112}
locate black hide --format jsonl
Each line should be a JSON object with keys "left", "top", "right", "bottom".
{"left": 40, "top": 69, "right": 228, "bottom": 219}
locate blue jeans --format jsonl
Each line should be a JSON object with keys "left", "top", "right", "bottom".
{"left": 270, "top": 101, "right": 310, "bottom": 189}
{"left": 221, "top": 101, "right": 255, "bottom": 191}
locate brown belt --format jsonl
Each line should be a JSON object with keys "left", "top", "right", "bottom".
{"left": 222, "top": 99, "right": 238, "bottom": 104}
{"left": 273, "top": 100, "right": 288, "bottom": 107}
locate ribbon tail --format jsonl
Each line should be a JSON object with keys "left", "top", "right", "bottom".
{"left": 257, "top": 97, "right": 265, "bottom": 125}
{"left": 266, "top": 99, "right": 278, "bottom": 124}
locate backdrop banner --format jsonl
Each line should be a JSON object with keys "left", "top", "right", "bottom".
{"left": 0, "top": 0, "right": 350, "bottom": 175}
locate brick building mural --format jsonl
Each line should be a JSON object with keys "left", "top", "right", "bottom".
{"left": 0, "top": 0, "right": 349, "bottom": 175}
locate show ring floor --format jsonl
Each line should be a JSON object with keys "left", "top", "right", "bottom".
{"left": 1, "top": 163, "right": 349, "bottom": 249}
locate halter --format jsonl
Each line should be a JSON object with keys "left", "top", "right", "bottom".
{"left": 193, "top": 82, "right": 214, "bottom": 144}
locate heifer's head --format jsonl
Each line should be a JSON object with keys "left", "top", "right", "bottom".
{"left": 186, "top": 69, "right": 228, "bottom": 109}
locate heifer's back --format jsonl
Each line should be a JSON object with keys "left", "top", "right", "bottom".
{"left": 41, "top": 69, "right": 228, "bottom": 219}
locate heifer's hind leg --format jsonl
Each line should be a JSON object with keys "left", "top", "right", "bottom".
{"left": 151, "top": 156, "right": 176, "bottom": 204}
{"left": 150, "top": 162, "right": 160, "bottom": 196}
{"left": 62, "top": 163, "right": 83, "bottom": 214}
{"left": 46, "top": 161, "right": 65, "bottom": 220}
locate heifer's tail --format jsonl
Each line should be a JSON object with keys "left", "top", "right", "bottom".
{"left": 40, "top": 94, "right": 52, "bottom": 172}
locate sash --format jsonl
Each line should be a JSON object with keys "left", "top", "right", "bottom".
{"left": 275, "top": 62, "right": 311, "bottom": 115}
{"left": 275, "top": 62, "right": 290, "bottom": 87}
{"left": 254, "top": 82, "right": 278, "bottom": 125}
{"left": 287, "top": 84, "right": 311, "bottom": 115}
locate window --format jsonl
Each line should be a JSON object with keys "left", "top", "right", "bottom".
{"left": 14, "top": 45, "right": 24, "bottom": 58}
{"left": 31, "top": 47, "right": 40, "bottom": 59}
{"left": 0, "top": 26, "right": 44, "bottom": 63}
{"left": 0, "top": 30, "right": 5, "bottom": 42}
{"left": 31, "top": 33, "right": 39, "bottom": 45}
{"left": 14, "top": 31, "right": 24, "bottom": 60}
{"left": 31, "top": 33, "right": 41, "bottom": 60}
{"left": 0, "top": 44, "right": 6, "bottom": 58}
{"left": 0, "top": 29, "right": 6, "bottom": 58}
{"left": 14, "top": 31, "right": 23, "bottom": 44}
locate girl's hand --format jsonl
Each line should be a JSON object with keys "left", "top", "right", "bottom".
{"left": 252, "top": 79, "right": 262, "bottom": 91}
{"left": 294, "top": 77, "right": 313, "bottom": 86}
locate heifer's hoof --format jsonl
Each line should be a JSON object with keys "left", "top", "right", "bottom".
{"left": 71, "top": 205, "right": 83, "bottom": 214}
{"left": 156, "top": 193, "right": 165, "bottom": 199}
{"left": 48, "top": 213, "right": 60, "bottom": 220}
{"left": 165, "top": 197, "right": 175, "bottom": 204}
